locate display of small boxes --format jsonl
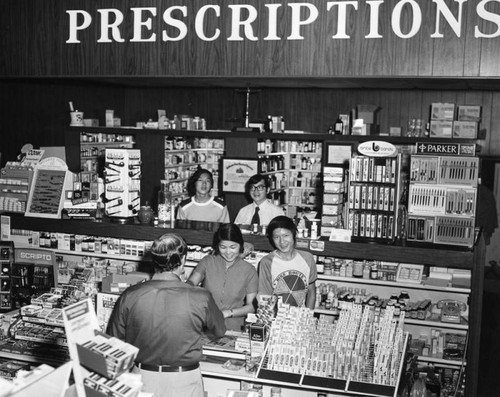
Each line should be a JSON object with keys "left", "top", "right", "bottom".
{"left": 77, "top": 331, "right": 139, "bottom": 379}
{"left": 84, "top": 371, "right": 141, "bottom": 397}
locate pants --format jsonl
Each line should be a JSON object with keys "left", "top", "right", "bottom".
{"left": 132, "top": 366, "right": 205, "bottom": 397}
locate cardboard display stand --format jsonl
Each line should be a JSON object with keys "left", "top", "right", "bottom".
{"left": 25, "top": 157, "right": 73, "bottom": 219}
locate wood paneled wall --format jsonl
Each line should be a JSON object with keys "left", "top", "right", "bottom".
{"left": 0, "top": 79, "right": 499, "bottom": 165}
{"left": 2, "top": 0, "right": 500, "bottom": 78}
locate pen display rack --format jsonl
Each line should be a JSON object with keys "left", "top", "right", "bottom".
{"left": 104, "top": 148, "right": 141, "bottom": 221}
{"left": 77, "top": 331, "right": 138, "bottom": 379}
{"left": 347, "top": 154, "right": 402, "bottom": 243}
{"left": 257, "top": 303, "right": 407, "bottom": 397}
{"left": 408, "top": 154, "right": 478, "bottom": 247}
{"left": 0, "top": 163, "right": 33, "bottom": 213}
{"left": 0, "top": 241, "right": 14, "bottom": 312}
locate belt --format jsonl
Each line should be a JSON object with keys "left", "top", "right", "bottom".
{"left": 135, "top": 362, "right": 199, "bottom": 373}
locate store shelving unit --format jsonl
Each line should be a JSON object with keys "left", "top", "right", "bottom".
{"left": 257, "top": 140, "right": 323, "bottom": 218}
{"left": 4, "top": 210, "right": 484, "bottom": 396}
{"left": 79, "top": 132, "right": 135, "bottom": 173}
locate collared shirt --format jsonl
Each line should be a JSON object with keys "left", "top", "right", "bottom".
{"left": 177, "top": 196, "right": 230, "bottom": 223}
{"left": 192, "top": 255, "right": 258, "bottom": 331}
{"left": 234, "top": 200, "right": 284, "bottom": 226}
{"left": 106, "top": 274, "right": 226, "bottom": 366}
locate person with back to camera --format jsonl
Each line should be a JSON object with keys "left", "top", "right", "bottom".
{"left": 177, "top": 168, "right": 230, "bottom": 223}
{"left": 234, "top": 174, "right": 284, "bottom": 227}
{"left": 106, "top": 233, "right": 226, "bottom": 397}
{"left": 187, "top": 223, "right": 258, "bottom": 331}
{"left": 258, "top": 215, "right": 317, "bottom": 309}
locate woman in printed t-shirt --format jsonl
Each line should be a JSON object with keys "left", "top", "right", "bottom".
{"left": 257, "top": 215, "right": 317, "bottom": 309}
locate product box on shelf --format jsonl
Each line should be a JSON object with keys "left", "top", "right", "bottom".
{"left": 101, "top": 272, "right": 150, "bottom": 294}
{"left": 429, "top": 120, "right": 453, "bottom": 138}
{"left": 77, "top": 331, "right": 139, "bottom": 379}
{"left": 431, "top": 103, "right": 456, "bottom": 120}
{"left": 452, "top": 121, "right": 478, "bottom": 139}
{"left": 249, "top": 323, "right": 268, "bottom": 359}
{"left": 457, "top": 105, "right": 481, "bottom": 121}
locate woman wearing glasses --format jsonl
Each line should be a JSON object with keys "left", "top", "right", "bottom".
{"left": 177, "top": 168, "right": 230, "bottom": 223}
{"left": 234, "top": 174, "right": 284, "bottom": 227}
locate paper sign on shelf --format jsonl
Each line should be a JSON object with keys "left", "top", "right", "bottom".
{"left": 63, "top": 298, "right": 100, "bottom": 397}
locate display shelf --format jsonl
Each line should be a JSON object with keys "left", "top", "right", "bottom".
{"left": 80, "top": 141, "right": 135, "bottom": 146}
{"left": 404, "top": 318, "right": 468, "bottom": 330}
{"left": 416, "top": 356, "right": 466, "bottom": 367}
{"left": 6, "top": 214, "right": 475, "bottom": 267}
{"left": 4, "top": 212, "right": 484, "bottom": 395}
{"left": 316, "top": 274, "right": 471, "bottom": 294}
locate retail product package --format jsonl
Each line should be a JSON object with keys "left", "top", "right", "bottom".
{"left": 356, "top": 104, "right": 379, "bottom": 125}
{"left": 457, "top": 105, "right": 481, "bottom": 121}
{"left": 431, "top": 103, "right": 456, "bottom": 120}
{"left": 452, "top": 121, "right": 478, "bottom": 139}
{"left": 429, "top": 120, "right": 453, "bottom": 138}
{"left": 77, "top": 331, "right": 139, "bottom": 379}
{"left": 101, "top": 272, "right": 150, "bottom": 294}
{"left": 249, "top": 323, "right": 268, "bottom": 359}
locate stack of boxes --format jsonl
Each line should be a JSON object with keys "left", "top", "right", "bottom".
{"left": 321, "top": 167, "right": 347, "bottom": 237}
{"left": 429, "top": 103, "right": 481, "bottom": 139}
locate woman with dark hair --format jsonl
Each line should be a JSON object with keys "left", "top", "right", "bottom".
{"left": 177, "top": 168, "right": 230, "bottom": 223}
{"left": 258, "top": 215, "right": 317, "bottom": 309}
{"left": 107, "top": 233, "right": 225, "bottom": 397}
{"left": 187, "top": 223, "right": 258, "bottom": 331}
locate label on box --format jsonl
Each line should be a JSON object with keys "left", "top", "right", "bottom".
{"left": 329, "top": 228, "right": 352, "bottom": 242}
{"left": 457, "top": 105, "right": 481, "bottom": 121}
{"left": 429, "top": 120, "right": 453, "bottom": 138}
{"left": 453, "top": 121, "right": 478, "bottom": 139}
{"left": 431, "top": 103, "right": 455, "bottom": 120}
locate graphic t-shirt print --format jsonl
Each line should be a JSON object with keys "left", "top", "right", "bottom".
{"left": 273, "top": 269, "right": 308, "bottom": 306}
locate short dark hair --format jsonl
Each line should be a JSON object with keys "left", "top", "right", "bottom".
{"left": 266, "top": 215, "right": 297, "bottom": 249}
{"left": 150, "top": 233, "right": 187, "bottom": 272}
{"left": 213, "top": 223, "right": 244, "bottom": 254}
{"left": 187, "top": 168, "right": 213, "bottom": 196}
{"left": 245, "top": 174, "right": 269, "bottom": 200}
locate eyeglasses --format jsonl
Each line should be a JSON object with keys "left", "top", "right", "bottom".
{"left": 250, "top": 185, "right": 266, "bottom": 192}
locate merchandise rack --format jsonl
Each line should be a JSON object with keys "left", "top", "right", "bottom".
{"left": 256, "top": 333, "right": 409, "bottom": 397}
{"left": 3, "top": 212, "right": 484, "bottom": 396}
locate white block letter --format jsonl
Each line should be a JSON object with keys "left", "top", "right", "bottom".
{"left": 475, "top": 0, "right": 500, "bottom": 38}
{"left": 392, "top": 0, "right": 422, "bottom": 39}
{"left": 97, "top": 9, "right": 125, "bottom": 43}
{"left": 288, "top": 3, "right": 319, "bottom": 40}
{"left": 131, "top": 7, "right": 157, "bottom": 42}
{"left": 162, "top": 6, "right": 188, "bottom": 41}
{"left": 195, "top": 5, "right": 220, "bottom": 41}
{"left": 66, "top": 10, "right": 92, "bottom": 43}
{"left": 327, "top": 1, "right": 358, "bottom": 39}
{"left": 431, "top": 0, "right": 466, "bottom": 38}
{"left": 228, "top": 5, "right": 258, "bottom": 41}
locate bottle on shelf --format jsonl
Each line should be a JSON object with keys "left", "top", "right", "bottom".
{"left": 334, "top": 116, "right": 344, "bottom": 134}
{"left": 157, "top": 184, "right": 173, "bottom": 227}
{"left": 296, "top": 172, "right": 303, "bottom": 187}
{"left": 266, "top": 115, "right": 273, "bottom": 133}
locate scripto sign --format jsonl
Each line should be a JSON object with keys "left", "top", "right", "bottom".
{"left": 14, "top": 249, "right": 54, "bottom": 264}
